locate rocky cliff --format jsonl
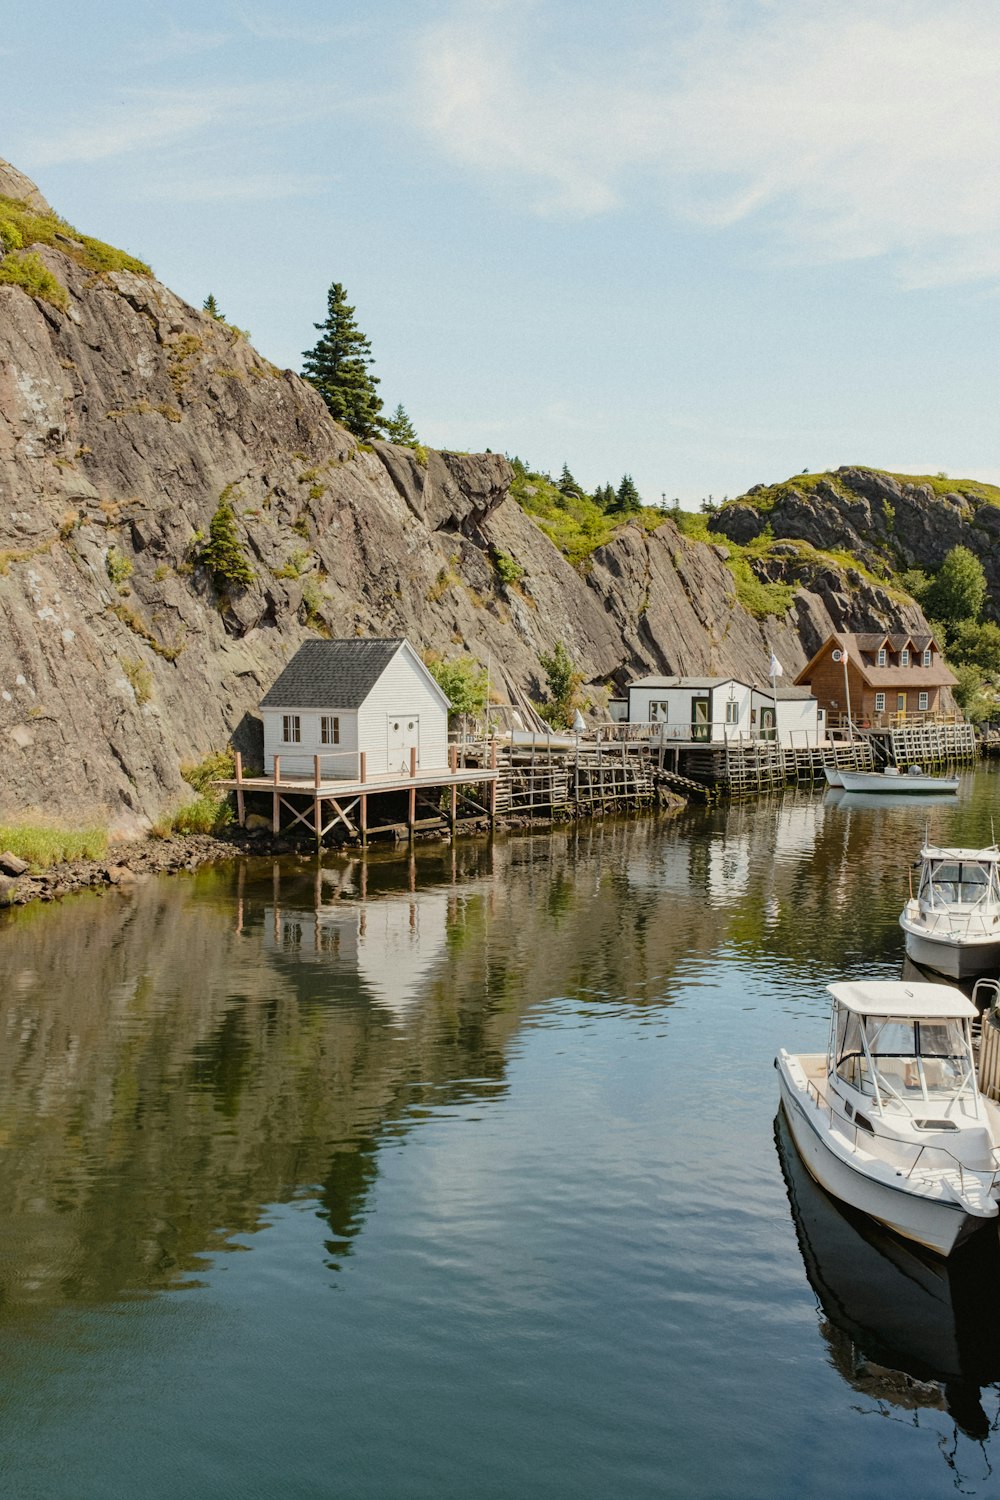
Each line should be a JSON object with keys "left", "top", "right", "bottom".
{"left": 0, "top": 162, "right": 931, "bottom": 830}
{"left": 709, "top": 466, "right": 1000, "bottom": 615}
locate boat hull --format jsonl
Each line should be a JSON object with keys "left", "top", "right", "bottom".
{"left": 823, "top": 767, "right": 843, "bottom": 787}
{"left": 776, "top": 1055, "right": 989, "bottom": 1258}
{"left": 901, "top": 927, "right": 1000, "bottom": 980}
{"left": 839, "top": 771, "right": 959, "bottom": 794}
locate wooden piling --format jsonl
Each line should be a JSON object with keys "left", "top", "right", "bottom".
{"left": 272, "top": 755, "right": 281, "bottom": 835}
{"left": 235, "top": 750, "right": 245, "bottom": 827}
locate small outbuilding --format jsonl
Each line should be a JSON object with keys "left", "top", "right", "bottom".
{"left": 749, "top": 685, "right": 824, "bottom": 746}
{"left": 260, "top": 637, "right": 451, "bottom": 779}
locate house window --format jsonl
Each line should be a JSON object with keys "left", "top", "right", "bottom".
{"left": 725, "top": 700, "right": 740, "bottom": 724}
{"left": 877, "top": 647, "right": 887, "bottom": 666}
{"left": 900, "top": 648, "right": 910, "bottom": 667}
{"left": 321, "top": 715, "right": 340, "bottom": 745}
{"left": 923, "top": 648, "right": 932, "bottom": 666}
{"left": 875, "top": 692, "right": 886, "bottom": 713}
{"left": 918, "top": 691, "right": 929, "bottom": 711}
{"left": 282, "top": 714, "right": 301, "bottom": 744}
{"left": 897, "top": 693, "right": 906, "bottom": 712}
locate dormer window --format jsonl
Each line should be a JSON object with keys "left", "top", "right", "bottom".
{"left": 900, "top": 648, "right": 910, "bottom": 667}
{"left": 923, "top": 648, "right": 932, "bottom": 666}
{"left": 877, "top": 647, "right": 887, "bottom": 667}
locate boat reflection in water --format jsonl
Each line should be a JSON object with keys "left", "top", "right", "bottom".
{"left": 775, "top": 1108, "right": 1000, "bottom": 1441}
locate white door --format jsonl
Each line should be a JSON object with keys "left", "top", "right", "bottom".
{"left": 387, "top": 714, "right": 420, "bottom": 774}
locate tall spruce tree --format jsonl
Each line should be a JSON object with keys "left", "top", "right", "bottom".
{"left": 203, "top": 293, "right": 224, "bottom": 320}
{"left": 612, "top": 474, "right": 642, "bottom": 514}
{"left": 383, "top": 403, "right": 419, "bottom": 446}
{"left": 302, "top": 282, "right": 384, "bottom": 440}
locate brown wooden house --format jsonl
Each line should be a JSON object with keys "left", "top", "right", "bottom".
{"left": 794, "top": 631, "right": 958, "bottom": 728}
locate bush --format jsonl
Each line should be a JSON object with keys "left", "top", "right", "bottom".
{"left": 121, "top": 655, "right": 152, "bottom": 705}
{"left": 181, "top": 750, "right": 236, "bottom": 793}
{"left": 106, "top": 546, "right": 133, "bottom": 587}
{"left": 0, "top": 194, "right": 150, "bottom": 277}
{"left": 425, "top": 653, "right": 488, "bottom": 720}
{"left": 538, "top": 641, "right": 583, "bottom": 728}
{"left": 494, "top": 552, "right": 524, "bottom": 585}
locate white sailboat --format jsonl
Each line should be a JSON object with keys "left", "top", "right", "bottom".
{"left": 900, "top": 845, "right": 1000, "bottom": 979}
{"left": 776, "top": 981, "right": 1000, "bottom": 1257}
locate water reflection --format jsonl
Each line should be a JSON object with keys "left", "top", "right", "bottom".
{"left": 0, "top": 773, "right": 999, "bottom": 1335}
{"left": 776, "top": 1108, "right": 1000, "bottom": 1446}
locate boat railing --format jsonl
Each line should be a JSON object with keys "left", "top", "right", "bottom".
{"left": 804, "top": 1076, "right": 1000, "bottom": 1195}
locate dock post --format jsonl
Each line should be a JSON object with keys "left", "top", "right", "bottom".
{"left": 314, "top": 755, "right": 322, "bottom": 848}
{"left": 408, "top": 746, "right": 417, "bottom": 843}
{"left": 449, "top": 745, "right": 458, "bottom": 835}
{"left": 235, "top": 750, "right": 245, "bottom": 827}
{"left": 489, "top": 737, "right": 498, "bottom": 824}
{"left": 272, "top": 755, "right": 281, "bottom": 835}
{"left": 359, "top": 752, "right": 368, "bottom": 847}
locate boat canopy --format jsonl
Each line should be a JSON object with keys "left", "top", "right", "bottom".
{"left": 919, "top": 844, "right": 1000, "bottom": 864}
{"left": 827, "top": 980, "right": 976, "bottom": 1019}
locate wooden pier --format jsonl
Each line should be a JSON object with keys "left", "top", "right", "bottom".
{"left": 221, "top": 745, "right": 499, "bottom": 845}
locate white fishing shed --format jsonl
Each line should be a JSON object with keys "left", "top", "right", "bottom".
{"left": 625, "top": 676, "right": 754, "bottom": 741}
{"left": 260, "top": 637, "right": 451, "bottom": 779}
{"left": 749, "top": 685, "right": 824, "bottom": 746}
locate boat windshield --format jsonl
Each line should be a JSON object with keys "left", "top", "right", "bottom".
{"left": 864, "top": 1016, "right": 975, "bottom": 1105}
{"left": 919, "top": 860, "right": 1000, "bottom": 907}
{"left": 834, "top": 1008, "right": 975, "bottom": 1105}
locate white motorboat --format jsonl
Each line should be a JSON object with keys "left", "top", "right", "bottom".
{"left": 839, "top": 765, "right": 959, "bottom": 794}
{"left": 900, "top": 845, "right": 1000, "bottom": 979}
{"left": 776, "top": 981, "right": 1000, "bottom": 1257}
{"left": 823, "top": 767, "right": 843, "bottom": 787}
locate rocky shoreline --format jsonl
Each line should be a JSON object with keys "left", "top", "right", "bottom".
{"left": 0, "top": 830, "right": 303, "bottom": 910}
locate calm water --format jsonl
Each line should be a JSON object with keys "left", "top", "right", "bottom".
{"left": 2, "top": 770, "right": 1000, "bottom": 1498}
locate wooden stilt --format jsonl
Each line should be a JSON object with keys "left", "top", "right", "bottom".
{"left": 235, "top": 750, "right": 245, "bottom": 826}
{"left": 409, "top": 747, "right": 417, "bottom": 843}
{"left": 272, "top": 755, "right": 281, "bottom": 835}
{"left": 314, "top": 754, "right": 322, "bottom": 848}
{"left": 489, "top": 738, "right": 498, "bottom": 823}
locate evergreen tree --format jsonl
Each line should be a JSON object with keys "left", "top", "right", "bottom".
{"left": 203, "top": 293, "right": 224, "bottom": 320}
{"left": 612, "top": 474, "right": 642, "bottom": 515}
{"left": 302, "top": 282, "right": 384, "bottom": 440}
{"left": 559, "top": 463, "right": 583, "bottom": 497}
{"left": 383, "top": 403, "right": 419, "bottom": 447}
{"left": 592, "top": 483, "right": 616, "bottom": 511}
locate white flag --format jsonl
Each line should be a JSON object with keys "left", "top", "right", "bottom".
{"left": 768, "top": 652, "right": 783, "bottom": 679}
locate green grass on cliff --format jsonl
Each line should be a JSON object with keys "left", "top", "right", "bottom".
{"left": 0, "top": 194, "right": 151, "bottom": 311}
{"left": 509, "top": 461, "right": 669, "bottom": 567}
{"left": 724, "top": 467, "right": 1000, "bottom": 513}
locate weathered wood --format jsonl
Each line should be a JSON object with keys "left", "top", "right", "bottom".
{"left": 272, "top": 754, "right": 281, "bottom": 834}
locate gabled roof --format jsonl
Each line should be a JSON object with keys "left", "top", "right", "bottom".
{"left": 261, "top": 638, "right": 442, "bottom": 709}
{"left": 751, "top": 684, "right": 816, "bottom": 701}
{"left": 794, "top": 632, "right": 956, "bottom": 688}
{"left": 628, "top": 675, "right": 750, "bottom": 691}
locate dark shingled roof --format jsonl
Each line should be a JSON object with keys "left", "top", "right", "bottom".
{"left": 261, "top": 638, "right": 405, "bottom": 709}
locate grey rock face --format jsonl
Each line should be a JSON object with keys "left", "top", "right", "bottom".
{"left": 0, "top": 165, "right": 930, "bottom": 828}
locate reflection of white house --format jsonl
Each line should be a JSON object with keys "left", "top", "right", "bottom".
{"left": 260, "top": 637, "right": 451, "bottom": 779}
{"left": 263, "top": 890, "right": 452, "bottom": 1014}
{"left": 623, "top": 676, "right": 754, "bottom": 741}
{"left": 749, "top": 686, "right": 823, "bottom": 747}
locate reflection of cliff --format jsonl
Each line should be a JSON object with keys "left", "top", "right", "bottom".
{"left": 776, "top": 1109, "right": 1000, "bottom": 1443}
{"left": 2, "top": 786, "right": 994, "bottom": 1328}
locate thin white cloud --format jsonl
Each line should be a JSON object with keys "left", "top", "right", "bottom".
{"left": 412, "top": 1, "right": 1000, "bottom": 284}
{"left": 23, "top": 79, "right": 380, "bottom": 168}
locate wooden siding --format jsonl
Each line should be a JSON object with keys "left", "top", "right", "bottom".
{"left": 627, "top": 681, "right": 753, "bottom": 741}
{"left": 357, "top": 642, "right": 449, "bottom": 776}
{"left": 263, "top": 708, "right": 360, "bottom": 778}
{"left": 801, "top": 647, "right": 946, "bottom": 725}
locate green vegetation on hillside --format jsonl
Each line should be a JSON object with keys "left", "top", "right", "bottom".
{"left": 424, "top": 653, "right": 488, "bottom": 722}
{"left": 302, "top": 281, "right": 384, "bottom": 441}
{"left": 508, "top": 458, "right": 668, "bottom": 568}
{"left": 0, "top": 194, "right": 151, "bottom": 287}
{"left": 723, "top": 467, "right": 1000, "bottom": 514}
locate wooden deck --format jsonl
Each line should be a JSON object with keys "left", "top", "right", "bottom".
{"left": 217, "top": 748, "right": 499, "bottom": 843}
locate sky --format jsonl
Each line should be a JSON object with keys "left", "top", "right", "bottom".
{"left": 4, "top": 0, "right": 999, "bottom": 505}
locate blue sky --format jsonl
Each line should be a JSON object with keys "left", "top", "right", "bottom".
{"left": 5, "top": 0, "right": 998, "bottom": 504}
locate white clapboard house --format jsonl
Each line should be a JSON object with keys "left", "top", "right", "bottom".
{"left": 617, "top": 675, "right": 755, "bottom": 742}
{"left": 260, "top": 638, "right": 451, "bottom": 779}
